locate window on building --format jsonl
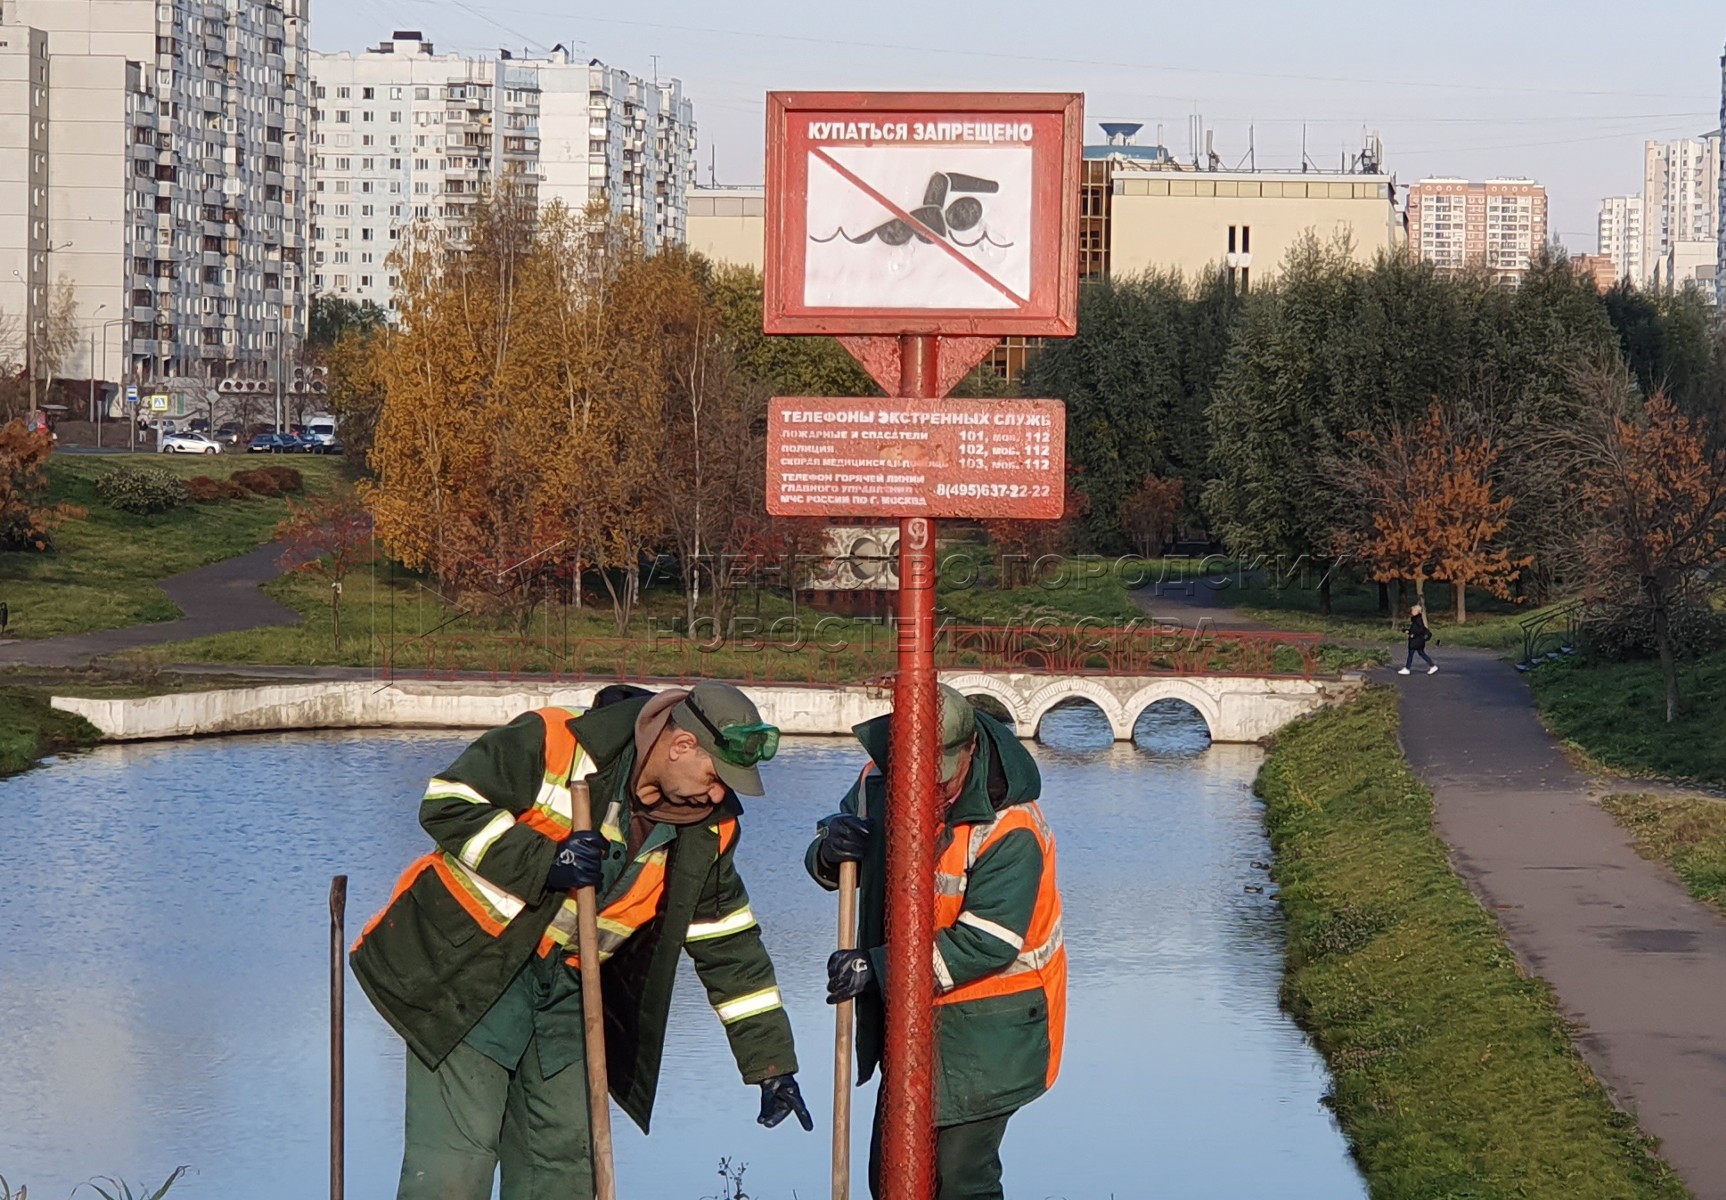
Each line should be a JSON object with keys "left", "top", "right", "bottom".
{"left": 336, "top": 86, "right": 350, "bottom": 99}
{"left": 361, "top": 87, "right": 374, "bottom": 100}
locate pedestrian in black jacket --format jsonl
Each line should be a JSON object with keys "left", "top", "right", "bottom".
{"left": 1401, "top": 604, "right": 1437, "bottom": 675}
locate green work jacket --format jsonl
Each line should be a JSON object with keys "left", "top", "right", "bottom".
{"left": 352, "top": 695, "right": 798, "bottom": 1132}
{"left": 805, "top": 710, "right": 1059, "bottom": 1125}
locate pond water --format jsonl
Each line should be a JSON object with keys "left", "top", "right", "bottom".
{"left": 0, "top": 700, "right": 1364, "bottom": 1199}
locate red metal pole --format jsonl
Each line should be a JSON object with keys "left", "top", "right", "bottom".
{"left": 883, "top": 333, "right": 939, "bottom": 1200}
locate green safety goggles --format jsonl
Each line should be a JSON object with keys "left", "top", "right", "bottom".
{"left": 685, "top": 697, "right": 781, "bottom": 767}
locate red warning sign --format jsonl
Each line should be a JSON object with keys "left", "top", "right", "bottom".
{"left": 765, "top": 396, "right": 1066, "bottom": 518}
{"left": 765, "top": 93, "right": 1082, "bottom": 337}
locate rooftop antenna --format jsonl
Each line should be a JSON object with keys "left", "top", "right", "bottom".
{"left": 650, "top": 53, "right": 659, "bottom": 84}
{"left": 1206, "top": 129, "right": 1221, "bottom": 171}
{"left": 708, "top": 145, "right": 716, "bottom": 187}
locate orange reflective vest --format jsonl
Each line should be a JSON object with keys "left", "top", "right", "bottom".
{"left": 933, "top": 800, "right": 1067, "bottom": 1090}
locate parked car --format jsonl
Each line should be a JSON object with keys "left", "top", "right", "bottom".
{"left": 309, "top": 439, "right": 344, "bottom": 456}
{"left": 187, "top": 418, "right": 211, "bottom": 433}
{"left": 247, "top": 433, "right": 298, "bottom": 454}
{"left": 215, "top": 423, "right": 244, "bottom": 445}
{"left": 162, "top": 432, "right": 221, "bottom": 455}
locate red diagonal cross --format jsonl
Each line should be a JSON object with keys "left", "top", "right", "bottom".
{"left": 809, "top": 144, "right": 1028, "bottom": 307}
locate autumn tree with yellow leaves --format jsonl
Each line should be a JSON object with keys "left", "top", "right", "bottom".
{"left": 364, "top": 195, "right": 775, "bottom": 634}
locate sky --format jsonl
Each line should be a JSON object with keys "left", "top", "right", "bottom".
{"left": 311, "top": 0, "right": 1726, "bottom": 252}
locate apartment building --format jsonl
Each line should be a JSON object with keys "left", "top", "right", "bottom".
{"left": 1642, "top": 135, "right": 1719, "bottom": 293}
{"left": 309, "top": 33, "right": 696, "bottom": 314}
{"left": 0, "top": 0, "right": 310, "bottom": 394}
{"left": 1597, "top": 195, "right": 1644, "bottom": 285}
{"left": 1405, "top": 178, "right": 1548, "bottom": 285}
{"left": 1718, "top": 45, "right": 1725, "bottom": 306}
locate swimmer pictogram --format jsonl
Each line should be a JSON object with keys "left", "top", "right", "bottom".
{"left": 811, "top": 172, "right": 1015, "bottom": 249}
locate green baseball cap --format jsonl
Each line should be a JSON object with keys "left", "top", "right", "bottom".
{"left": 672, "top": 681, "right": 779, "bottom": 796}
{"left": 937, "top": 683, "right": 978, "bottom": 781}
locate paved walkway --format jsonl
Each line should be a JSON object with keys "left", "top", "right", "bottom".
{"left": 1387, "top": 647, "right": 1726, "bottom": 1199}
{"left": 0, "top": 545, "right": 299, "bottom": 668}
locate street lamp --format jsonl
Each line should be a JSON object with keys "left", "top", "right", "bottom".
{"left": 85, "top": 304, "right": 107, "bottom": 433}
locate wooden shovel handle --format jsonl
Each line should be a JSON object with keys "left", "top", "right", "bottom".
{"left": 571, "top": 779, "right": 617, "bottom": 1200}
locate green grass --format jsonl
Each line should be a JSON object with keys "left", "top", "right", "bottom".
{"left": 0, "top": 453, "right": 345, "bottom": 640}
{"left": 1528, "top": 651, "right": 1726, "bottom": 788}
{"left": 1602, "top": 793, "right": 1726, "bottom": 912}
{"left": 1257, "top": 689, "right": 1688, "bottom": 1198}
{"left": 0, "top": 686, "right": 100, "bottom": 777}
{"left": 1223, "top": 572, "right": 1539, "bottom": 649}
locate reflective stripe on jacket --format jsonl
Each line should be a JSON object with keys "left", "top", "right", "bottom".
{"left": 350, "top": 698, "right": 795, "bottom": 1132}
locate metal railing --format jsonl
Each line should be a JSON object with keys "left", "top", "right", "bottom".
{"left": 1518, "top": 601, "right": 1583, "bottom": 671}
{"left": 374, "top": 623, "right": 1327, "bottom": 686}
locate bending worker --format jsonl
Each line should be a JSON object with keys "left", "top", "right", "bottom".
{"left": 353, "top": 681, "right": 812, "bottom": 1199}
{"left": 807, "top": 684, "right": 1065, "bottom": 1200}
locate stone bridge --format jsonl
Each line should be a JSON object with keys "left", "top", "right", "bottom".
{"left": 55, "top": 672, "right": 1361, "bottom": 747}
{"left": 939, "top": 671, "right": 1359, "bottom": 743}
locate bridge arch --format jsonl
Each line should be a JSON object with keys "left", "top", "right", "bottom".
{"left": 1120, "top": 678, "right": 1222, "bottom": 742}
{"left": 939, "top": 673, "right": 1033, "bottom": 730}
{"left": 1022, "top": 676, "right": 1137, "bottom": 742}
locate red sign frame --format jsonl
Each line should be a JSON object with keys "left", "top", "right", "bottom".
{"left": 764, "top": 91, "right": 1082, "bottom": 337}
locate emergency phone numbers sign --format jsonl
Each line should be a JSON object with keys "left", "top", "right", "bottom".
{"left": 766, "top": 397, "right": 1065, "bottom": 519}
{"left": 765, "top": 92, "right": 1082, "bottom": 336}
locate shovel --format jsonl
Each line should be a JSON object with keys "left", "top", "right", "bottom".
{"left": 831, "top": 792, "right": 867, "bottom": 1200}
{"left": 571, "top": 778, "right": 618, "bottom": 1200}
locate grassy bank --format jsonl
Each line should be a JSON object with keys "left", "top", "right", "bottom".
{"left": 0, "top": 687, "right": 99, "bottom": 778}
{"left": 1528, "top": 651, "right": 1726, "bottom": 788}
{"left": 0, "top": 454, "right": 344, "bottom": 640}
{"left": 1225, "top": 574, "right": 1537, "bottom": 649}
{"left": 1257, "top": 689, "right": 1686, "bottom": 1198}
{"left": 1602, "top": 793, "right": 1726, "bottom": 911}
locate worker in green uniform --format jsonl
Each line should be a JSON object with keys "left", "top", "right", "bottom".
{"left": 808, "top": 685, "right": 1066, "bottom": 1200}
{"left": 354, "top": 681, "right": 812, "bottom": 1200}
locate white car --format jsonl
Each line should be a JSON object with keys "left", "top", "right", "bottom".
{"left": 161, "top": 432, "right": 222, "bottom": 455}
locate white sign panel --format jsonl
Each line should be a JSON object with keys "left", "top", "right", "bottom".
{"left": 804, "top": 146, "right": 1033, "bottom": 311}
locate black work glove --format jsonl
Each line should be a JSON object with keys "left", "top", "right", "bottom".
{"left": 757, "top": 1074, "right": 814, "bottom": 1131}
{"left": 546, "top": 830, "right": 607, "bottom": 891}
{"left": 826, "top": 949, "right": 876, "bottom": 1004}
{"left": 817, "top": 814, "right": 876, "bottom": 869}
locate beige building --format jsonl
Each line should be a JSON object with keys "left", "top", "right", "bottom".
{"left": 0, "top": 26, "right": 50, "bottom": 381}
{"left": 686, "top": 157, "right": 1405, "bottom": 292}
{"left": 1406, "top": 178, "right": 1548, "bottom": 284}
{"left": 687, "top": 185, "right": 764, "bottom": 272}
{"left": 1106, "top": 170, "right": 1402, "bottom": 286}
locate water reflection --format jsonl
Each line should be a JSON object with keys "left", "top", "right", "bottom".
{"left": 0, "top": 708, "right": 1362, "bottom": 1199}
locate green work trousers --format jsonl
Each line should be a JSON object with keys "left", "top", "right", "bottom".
{"left": 868, "top": 1106, "right": 1014, "bottom": 1200}
{"left": 397, "top": 1038, "right": 593, "bottom": 1200}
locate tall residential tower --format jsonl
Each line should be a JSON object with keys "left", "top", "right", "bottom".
{"left": 308, "top": 33, "right": 696, "bottom": 314}
{"left": 0, "top": 0, "right": 311, "bottom": 391}
{"left": 1405, "top": 178, "right": 1548, "bottom": 285}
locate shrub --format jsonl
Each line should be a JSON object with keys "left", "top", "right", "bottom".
{"left": 232, "top": 465, "right": 303, "bottom": 497}
{"left": 0, "top": 419, "right": 83, "bottom": 551}
{"left": 1580, "top": 593, "right": 1726, "bottom": 662}
{"left": 96, "top": 466, "right": 189, "bottom": 514}
{"left": 185, "top": 475, "right": 249, "bottom": 503}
